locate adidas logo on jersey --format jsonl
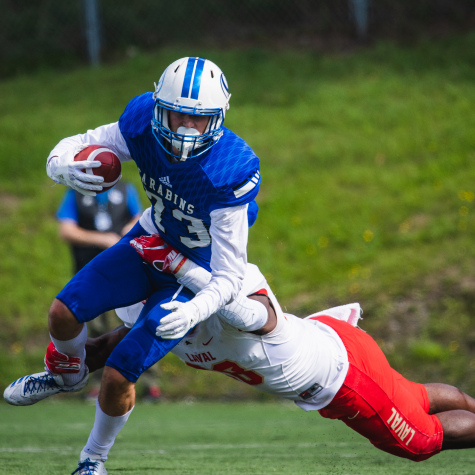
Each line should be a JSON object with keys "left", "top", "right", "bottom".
{"left": 140, "top": 172, "right": 196, "bottom": 215}
{"left": 159, "top": 176, "right": 172, "bottom": 188}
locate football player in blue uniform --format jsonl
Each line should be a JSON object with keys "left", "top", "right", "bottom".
{"left": 4, "top": 57, "right": 261, "bottom": 475}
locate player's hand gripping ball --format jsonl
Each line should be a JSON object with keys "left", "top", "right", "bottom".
{"left": 74, "top": 145, "right": 122, "bottom": 193}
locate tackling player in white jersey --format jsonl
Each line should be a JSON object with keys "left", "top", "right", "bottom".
{"left": 43, "top": 234, "right": 475, "bottom": 473}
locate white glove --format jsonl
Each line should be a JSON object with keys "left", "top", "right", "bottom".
{"left": 47, "top": 144, "right": 104, "bottom": 196}
{"left": 157, "top": 301, "right": 202, "bottom": 339}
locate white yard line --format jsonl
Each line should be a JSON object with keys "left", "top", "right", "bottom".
{"left": 0, "top": 441, "right": 365, "bottom": 454}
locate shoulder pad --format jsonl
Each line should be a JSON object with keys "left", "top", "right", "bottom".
{"left": 119, "top": 92, "right": 154, "bottom": 137}
{"left": 202, "top": 128, "right": 260, "bottom": 189}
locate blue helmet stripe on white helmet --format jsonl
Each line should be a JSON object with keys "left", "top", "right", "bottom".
{"left": 180, "top": 57, "right": 206, "bottom": 100}
{"left": 181, "top": 57, "right": 196, "bottom": 98}
{"left": 190, "top": 58, "right": 206, "bottom": 100}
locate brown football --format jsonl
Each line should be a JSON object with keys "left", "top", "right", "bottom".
{"left": 74, "top": 145, "right": 122, "bottom": 193}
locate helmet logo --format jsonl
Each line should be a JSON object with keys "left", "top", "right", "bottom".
{"left": 154, "top": 72, "right": 165, "bottom": 96}
{"left": 181, "top": 57, "right": 206, "bottom": 100}
{"left": 220, "top": 73, "right": 230, "bottom": 99}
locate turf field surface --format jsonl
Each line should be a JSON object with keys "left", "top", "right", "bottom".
{"left": 2, "top": 34, "right": 475, "bottom": 397}
{"left": 0, "top": 401, "right": 473, "bottom": 474}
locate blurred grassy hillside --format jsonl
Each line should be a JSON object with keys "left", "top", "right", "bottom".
{"left": 1, "top": 33, "right": 475, "bottom": 397}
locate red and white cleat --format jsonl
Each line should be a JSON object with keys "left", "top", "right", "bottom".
{"left": 3, "top": 342, "right": 89, "bottom": 406}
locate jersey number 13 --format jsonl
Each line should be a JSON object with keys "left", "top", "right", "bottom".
{"left": 146, "top": 190, "right": 211, "bottom": 249}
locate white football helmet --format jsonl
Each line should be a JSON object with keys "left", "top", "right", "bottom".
{"left": 151, "top": 57, "right": 231, "bottom": 161}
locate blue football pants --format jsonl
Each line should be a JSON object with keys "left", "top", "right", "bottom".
{"left": 56, "top": 221, "right": 193, "bottom": 382}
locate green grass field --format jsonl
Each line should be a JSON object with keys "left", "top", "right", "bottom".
{"left": 0, "top": 401, "right": 473, "bottom": 475}
{"left": 1, "top": 33, "right": 475, "bottom": 397}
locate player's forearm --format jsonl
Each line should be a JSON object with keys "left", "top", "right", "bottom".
{"left": 59, "top": 221, "right": 120, "bottom": 249}
{"left": 85, "top": 325, "right": 130, "bottom": 373}
{"left": 189, "top": 205, "right": 248, "bottom": 319}
{"left": 177, "top": 262, "right": 271, "bottom": 331}
{"left": 191, "top": 272, "right": 241, "bottom": 318}
{"left": 176, "top": 260, "right": 211, "bottom": 294}
{"left": 46, "top": 123, "right": 132, "bottom": 181}
{"left": 120, "top": 216, "right": 140, "bottom": 236}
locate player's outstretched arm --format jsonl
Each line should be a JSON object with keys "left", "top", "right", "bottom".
{"left": 180, "top": 206, "right": 248, "bottom": 310}
{"left": 130, "top": 233, "right": 275, "bottom": 336}
{"left": 244, "top": 294, "right": 277, "bottom": 335}
{"left": 157, "top": 293, "right": 276, "bottom": 338}
{"left": 154, "top": 205, "right": 249, "bottom": 338}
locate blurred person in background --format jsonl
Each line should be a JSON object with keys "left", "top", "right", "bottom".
{"left": 57, "top": 182, "right": 161, "bottom": 402}
{"left": 57, "top": 181, "right": 142, "bottom": 275}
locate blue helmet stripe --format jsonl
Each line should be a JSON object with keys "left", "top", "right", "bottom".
{"left": 181, "top": 57, "right": 196, "bottom": 98}
{"left": 190, "top": 58, "right": 206, "bottom": 100}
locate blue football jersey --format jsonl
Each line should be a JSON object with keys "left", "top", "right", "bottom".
{"left": 118, "top": 92, "right": 260, "bottom": 271}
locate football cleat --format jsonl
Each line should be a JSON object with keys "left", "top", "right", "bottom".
{"left": 3, "top": 367, "right": 89, "bottom": 406}
{"left": 72, "top": 452, "right": 107, "bottom": 475}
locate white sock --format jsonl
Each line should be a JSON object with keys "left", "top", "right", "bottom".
{"left": 50, "top": 324, "right": 87, "bottom": 385}
{"left": 83, "top": 399, "right": 134, "bottom": 461}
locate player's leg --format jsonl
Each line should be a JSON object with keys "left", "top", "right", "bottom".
{"left": 434, "top": 410, "right": 475, "bottom": 450}
{"left": 424, "top": 383, "right": 475, "bottom": 414}
{"left": 315, "top": 316, "right": 443, "bottom": 461}
{"left": 422, "top": 383, "right": 475, "bottom": 450}
{"left": 50, "top": 222, "right": 153, "bottom": 338}
{"left": 397, "top": 375, "right": 475, "bottom": 449}
{"left": 4, "top": 222, "right": 153, "bottom": 406}
{"left": 373, "top": 359, "right": 475, "bottom": 452}
{"left": 98, "top": 285, "right": 194, "bottom": 414}
{"left": 78, "top": 285, "right": 194, "bottom": 468}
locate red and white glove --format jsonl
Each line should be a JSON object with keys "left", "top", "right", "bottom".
{"left": 130, "top": 234, "right": 188, "bottom": 274}
{"left": 45, "top": 342, "right": 81, "bottom": 374}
